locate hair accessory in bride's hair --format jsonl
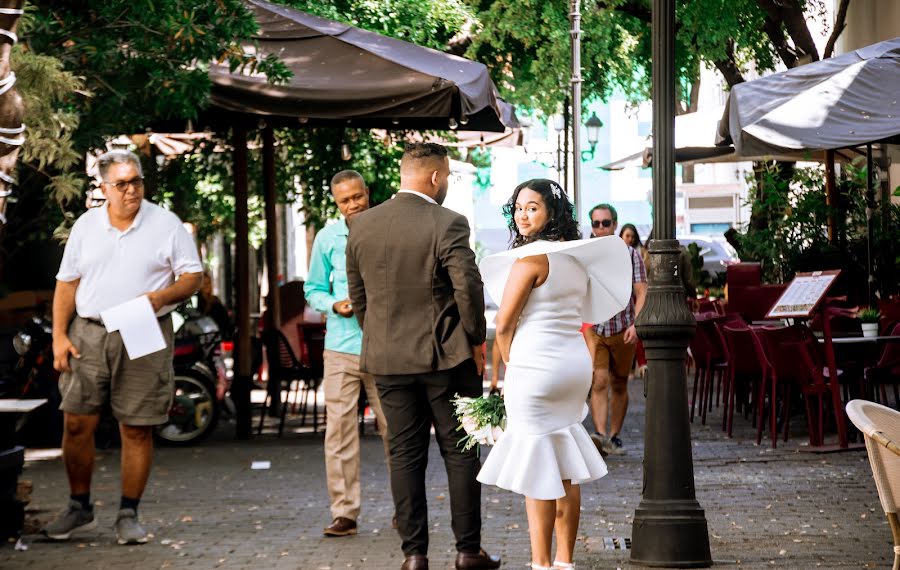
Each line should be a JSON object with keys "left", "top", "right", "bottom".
{"left": 549, "top": 181, "right": 563, "bottom": 200}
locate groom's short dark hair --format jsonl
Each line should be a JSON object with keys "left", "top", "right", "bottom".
{"left": 401, "top": 143, "right": 448, "bottom": 172}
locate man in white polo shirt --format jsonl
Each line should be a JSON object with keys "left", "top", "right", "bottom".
{"left": 43, "top": 149, "right": 203, "bottom": 545}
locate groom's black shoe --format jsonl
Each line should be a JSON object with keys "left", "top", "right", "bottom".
{"left": 401, "top": 554, "right": 428, "bottom": 570}
{"left": 455, "top": 549, "right": 501, "bottom": 570}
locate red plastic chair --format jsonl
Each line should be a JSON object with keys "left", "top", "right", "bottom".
{"left": 689, "top": 313, "right": 729, "bottom": 425}
{"left": 756, "top": 325, "right": 834, "bottom": 447}
{"left": 721, "top": 321, "right": 765, "bottom": 437}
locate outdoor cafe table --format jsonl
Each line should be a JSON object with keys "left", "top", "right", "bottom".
{"left": 815, "top": 334, "right": 899, "bottom": 450}
{"left": 823, "top": 335, "right": 900, "bottom": 344}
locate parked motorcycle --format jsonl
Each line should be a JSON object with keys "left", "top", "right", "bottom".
{"left": 5, "top": 306, "right": 63, "bottom": 447}
{"left": 4, "top": 303, "right": 229, "bottom": 447}
{"left": 154, "top": 306, "right": 230, "bottom": 445}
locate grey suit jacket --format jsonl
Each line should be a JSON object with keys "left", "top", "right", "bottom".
{"left": 346, "top": 192, "right": 486, "bottom": 376}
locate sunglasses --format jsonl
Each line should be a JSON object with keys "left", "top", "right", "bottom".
{"left": 591, "top": 219, "right": 614, "bottom": 229}
{"left": 103, "top": 177, "right": 144, "bottom": 193}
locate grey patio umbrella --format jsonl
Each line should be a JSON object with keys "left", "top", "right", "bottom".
{"left": 716, "top": 37, "right": 900, "bottom": 155}
{"left": 716, "top": 37, "right": 900, "bottom": 306}
{"left": 208, "top": 0, "right": 518, "bottom": 132}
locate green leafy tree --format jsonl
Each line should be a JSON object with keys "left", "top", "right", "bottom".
{"left": 2, "top": 2, "right": 291, "bottom": 285}
{"left": 154, "top": 128, "right": 406, "bottom": 245}
{"left": 24, "top": 1, "right": 289, "bottom": 151}
{"left": 157, "top": 0, "right": 475, "bottom": 243}
{"left": 275, "top": 0, "right": 475, "bottom": 51}
{"left": 465, "top": 0, "right": 849, "bottom": 114}
{"left": 731, "top": 162, "right": 897, "bottom": 302}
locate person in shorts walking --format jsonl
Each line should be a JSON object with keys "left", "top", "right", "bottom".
{"left": 44, "top": 149, "right": 203, "bottom": 544}
{"left": 583, "top": 203, "right": 647, "bottom": 456}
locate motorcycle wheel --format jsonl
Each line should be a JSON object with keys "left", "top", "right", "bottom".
{"left": 154, "top": 369, "right": 219, "bottom": 445}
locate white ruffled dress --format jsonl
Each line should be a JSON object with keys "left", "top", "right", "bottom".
{"left": 476, "top": 237, "right": 632, "bottom": 500}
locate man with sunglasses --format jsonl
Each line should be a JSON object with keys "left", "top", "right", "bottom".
{"left": 584, "top": 204, "right": 647, "bottom": 456}
{"left": 45, "top": 149, "right": 203, "bottom": 545}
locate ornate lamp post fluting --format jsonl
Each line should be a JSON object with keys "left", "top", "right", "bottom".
{"left": 629, "top": 0, "right": 713, "bottom": 566}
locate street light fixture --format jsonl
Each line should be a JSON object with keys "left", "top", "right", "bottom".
{"left": 551, "top": 114, "right": 565, "bottom": 133}
{"left": 580, "top": 112, "right": 604, "bottom": 161}
{"left": 586, "top": 113, "right": 603, "bottom": 147}
{"left": 518, "top": 116, "right": 533, "bottom": 148}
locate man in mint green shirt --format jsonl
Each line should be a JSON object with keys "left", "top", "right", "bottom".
{"left": 304, "top": 170, "right": 389, "bottom": 538}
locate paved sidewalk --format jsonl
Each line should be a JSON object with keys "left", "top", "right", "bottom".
{"left": 1, "top": 380, "right": 891, "bottom": 569}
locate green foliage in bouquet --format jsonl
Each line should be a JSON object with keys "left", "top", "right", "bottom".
{"left": 451, "top": 392, "right": 507, "bottom": 456}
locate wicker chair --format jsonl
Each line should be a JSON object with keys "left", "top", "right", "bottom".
{"left": 846, "top": 400, "right": 900, "bottom": 570}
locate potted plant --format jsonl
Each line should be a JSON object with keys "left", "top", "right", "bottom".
{"left": 858, "top": 308, "right": 881, "bottom": 338}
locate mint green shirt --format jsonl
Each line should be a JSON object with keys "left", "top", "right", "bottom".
{"left": 303, "top": 219, "right": 362, "bottom": 355}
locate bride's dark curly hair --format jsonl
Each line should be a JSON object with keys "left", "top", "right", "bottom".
{"left": 502, "top": 178, "right": 581, "bottom": 248}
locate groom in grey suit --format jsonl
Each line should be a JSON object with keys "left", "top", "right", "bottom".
{"left": 346, "top": 143, "right": 500, "bottom": 570}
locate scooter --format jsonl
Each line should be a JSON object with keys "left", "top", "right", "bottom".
{"left": 154, "top": 306, "right": 231, "bottom": 445}
{"left": 5, "top": 306, "right": 63, "bottom": 447}
{"left": 5, "top": 304, "right": 229, "bottom": 447}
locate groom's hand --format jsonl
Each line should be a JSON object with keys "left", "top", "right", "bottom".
{"left": 471, "top": 345, "right": 485, "bottom": 377}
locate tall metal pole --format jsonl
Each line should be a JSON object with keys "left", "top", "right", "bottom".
{"left": 262, "top": 124, "right": 283, "bottom": 414}
{"left": 570, "top": 0, "right": 583, "bottom": 221}
{"left": 263, "top": 124, "right": 281, "bottom": 328}
{"left": 880, "top": 144, "right": 895, "bottom": 298}
{"left": 866, "top": 143, "right": 876, "bottom": 306}
{"left": 563, "top": 97, "right": 570, "bottom": 194}
{"left": 630, "top": 0, "right": 712, "bottom": 566}
{"left": 232, "top": 125, "right": 253, "bottom": 439}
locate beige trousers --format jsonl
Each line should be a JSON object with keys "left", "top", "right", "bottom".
{"left": 323, "top": 350, "right": 390, "bottom": 521}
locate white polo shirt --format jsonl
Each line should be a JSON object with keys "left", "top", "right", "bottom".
{"left": 56, "top": 200, "right": 203, "bottom": 319}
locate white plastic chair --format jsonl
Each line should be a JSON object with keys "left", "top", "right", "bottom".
{"left": 846, "top": 399, "right": 900, "bottom": 570}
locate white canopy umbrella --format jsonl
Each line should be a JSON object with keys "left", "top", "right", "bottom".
{"left": 717, "top": 37, "right": 900, "bottom": 155}
{"left": 599, "top": 106, "right": 845, "bottom": 170}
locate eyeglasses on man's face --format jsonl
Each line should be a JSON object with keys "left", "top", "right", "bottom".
{"left": 591, "top": 219, "right": 613, "bottom": 229}
{"left": 104, "top": 177, "right": 144, "bottom": 193}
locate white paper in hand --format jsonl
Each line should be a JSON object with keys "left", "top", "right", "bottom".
{"left": 100, "top": 295, "right": 166, "bottom": 360}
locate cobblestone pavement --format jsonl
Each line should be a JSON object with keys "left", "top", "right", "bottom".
{"left": 1, "top": 379, "right": 891, "bottom": 569}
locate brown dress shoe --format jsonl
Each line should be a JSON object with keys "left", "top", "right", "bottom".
{"left": 323, "top": 517, "right": 357, "bottom": 537}
{"left": 455, "top": 549, "right": 501, "bottom": 570}
{"left": 401, "top": 554, "right": 428, "bottom": 570}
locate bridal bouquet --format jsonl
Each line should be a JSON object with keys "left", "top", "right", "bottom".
{"left": 452, "top": 392, "right": 506, "bottom": 454}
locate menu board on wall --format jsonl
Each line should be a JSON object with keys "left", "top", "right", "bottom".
{"left": 765, "top": 270, "right": 841, "bottom": 319}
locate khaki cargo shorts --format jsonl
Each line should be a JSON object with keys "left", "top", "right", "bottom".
{"left": 58, "top": 315, "right": 175, "bottom": 426}
{"left": 584, "top": 329, "right": 637, "bottom": 382}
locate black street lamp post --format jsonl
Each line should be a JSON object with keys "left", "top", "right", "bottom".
{"left": 630, "top": 0, "right": 713, "bottom": 566}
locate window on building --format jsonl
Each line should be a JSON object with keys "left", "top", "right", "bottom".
{"left": 690, "top": 222, "right": 732, "bottom": 235}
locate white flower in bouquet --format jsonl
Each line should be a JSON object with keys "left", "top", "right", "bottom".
{"left": 461, "top": 416, "right": 479, "bottom": 435}
{"left": 451, "top": 392, "right": 506, "bottom": 455}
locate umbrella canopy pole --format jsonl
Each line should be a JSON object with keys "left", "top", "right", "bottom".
{"left": 263, "top": 124, "right": 283, "bottom": 415}
{"left": 233, "top": 125, "right": 253, "bottom": 439}
{"left": 825, "top": 149, "right": 837, "bottom": 245}
{"left": 263, "top": 125, "right": 282, "bottom": 330}
{"left": 569, "top": 0, "right": 582, "bottom": 220}
{"left": 881, "top": 144, "right": 896, "bottom": 299}
{"left": 866, "top": 143, "right": 876, "bottom": 306}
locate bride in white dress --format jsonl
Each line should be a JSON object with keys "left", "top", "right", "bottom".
{"left": 477, "top": 179, "right": 631, "bottom": 570}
